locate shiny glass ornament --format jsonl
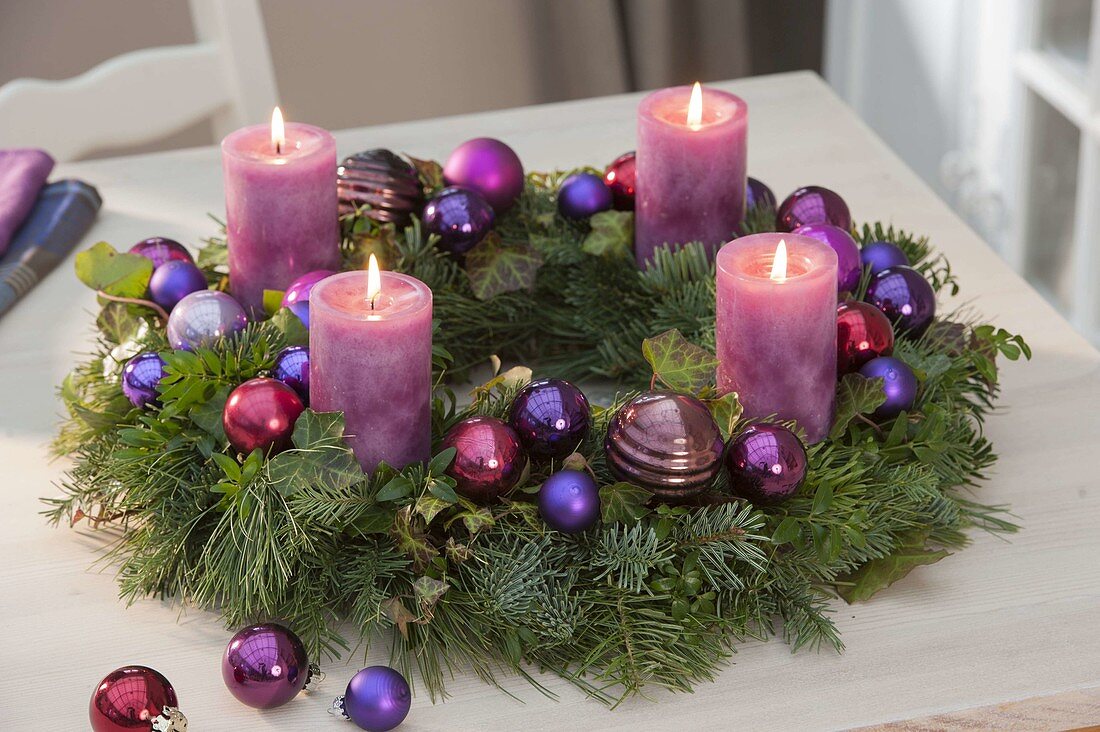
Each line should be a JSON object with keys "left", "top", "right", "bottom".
{"left": 776, "top": 185, "right": 852, "bottom": 232}
{"left": 508, "top": 378, "right": 591, "bottom": 459}
{"left": 333, "top": 666, "right": 411, "bottom": 732}
{"left": 443, "top": 137, "right": 525, "bottom": 213}
{"left": 440, "top": 416, "right": 524, "bottom": 502}
{"left": 725, "top": 424, "right": 807, "bottom": 505}
{"left": 165, "top": 290, "right": 248, "bottom": 351}
{"left": 837, "top": 300, "right": 895, "bottom": 375}
{"left": 538, "top": 469, "right": 600, "bottom": 533}
{"left": 90, "top": 665, "right": 187, "bottom": 732}
{"left": 128, "top": 237, "right": 192, "bottom": 268}
{"left": 422, "top": 186, "right": 495, "bottom": 255}
{"left": 272, "top": 345, "right": 310, "bottom": 405}
{"left": 222, "top": 623, "right": 310, "bottom": 709}
{"left": 558, "top": 172, "right": 613, "bottom": 219}
{"left": 746, "top": 176, "right": 777, "bottom": 211}
{"left": 122, "top": 352, "right": 166, "bottom": 409}
{"left": 860, "top": 239, "right": 909, "bottom": 276}
{"left": 793, "top": 223, "right": 862, "bottom": 292}
{"left": 148, "top": 260, "right": 207, "bottom": 311}
{"left": 223, "top": 378, "right": 304, "bottom": 455}
{"left": 281, "top": 269, "right": 336, "bottom": 329}
{"left": 859, "top": 356, "right": 918, "bottom": 419}
{"left": 604, "top": 392, "right": 725, "bottom": 501}
{"left": 604, "top": 151, "right": 636, "bottom": 210}
{"left": 864, "top": 265, "right": 936, "bottom": 336}
{"left": 337, "top": 149, "right": 424, "bottom": 224}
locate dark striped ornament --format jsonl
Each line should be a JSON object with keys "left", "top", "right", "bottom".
{"left": 337, "top": 149, "right": 424, "bottom": 225}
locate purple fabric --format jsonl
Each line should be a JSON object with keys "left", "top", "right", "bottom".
{"left": 0, "top": 149, "right": 54, "bottom": 257}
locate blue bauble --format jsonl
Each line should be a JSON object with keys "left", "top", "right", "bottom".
{"left": 859, "top": 356, "right": 918, "bottom": 419}
{"left": 148, "top": 260, "right": 207, "bottom": 311}
{"left": 422, "top": 186, "right": 495, "bottom": 255}
{"left": 538, "top": 469, "right": 600, "bottom": 533}
{"left": 121, "top": 352, "right": 166, "bottom": 408}
{"left": 864, "top": 265, "right": 936, "bottom": 336}
{"left": 508, "top": 378, "right": 590, "bottom": 459}
{"left": 272, "top": 346, "right": 310, "bottom": 405}
{"left": 166, "top": 290, "right": 248, "bottom": 351}
{"left": 746, "top": 177, "right": 776, "bottom": 210}
{"left": 861, "top": 240, "right": 909, "bottom": 276}
{"left": 341, "top": 666, "right": 411, "bottom": 732}
{"left": 558, "top": 173, "right": 613, "bottom": 220}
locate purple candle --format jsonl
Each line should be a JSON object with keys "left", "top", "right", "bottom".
{"left": 222, "top": 108, "right": 341, "bottom": 316}
{"left": 715, "top": 233, "right": 838, "bottom": 443}
{"left": 635, "top": 82, "right": 747, "bottom": 268}
{"left": 310, "top": 257, "right": 432, "bottom": 472}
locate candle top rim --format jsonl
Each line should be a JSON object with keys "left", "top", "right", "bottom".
{"left": 221, "top": 121, "right": 334, "bottom": 162}
{"left": 311, "top": 269, "right": 432, "bottom": 321}
{"left": 717, "top": 233, "right": 837, "bottom": 283}
{"left": 639, "top": 85, "right": 747, "bottom": 130}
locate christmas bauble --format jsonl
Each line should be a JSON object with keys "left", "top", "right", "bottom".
{"left": 861, "top": 239, "right": 909, "bottom": 276}
{"left": 776, "top": 186, "right": 852, "bottom": 232}
{"left": 272, "top": 346, "right": 310, "bottom": 405}
{"left": 724, "top": 424, "right": 807, "bottom": 505}
{"left": 281, "top": 269, "right": 336, "bottom": 328}
{"left": 558, "top": 172, "right": 613, "bottom": 220}
{"left": 337, "top": 149, "right": 425, "bottom": 225}
{"left": 166, "top": 290, "right": 248, "bottom": 351}
{"left": 836, "top": 300, "right": 895, "bottom": 375}
{"left": 792, "top": 223, "right": 862, "bottom": 292}
{"left": 222, "top": 623, "right": 310, "bottom": 709}
{"left": 443, "top": 137, "right": 525, "bottom": 213}
{"left": 90, "top": 665, "right": 186, "bottom": 732}
{"left": 604, "top": 392, "right": 725, "bottom": 501}
{"left": 338, "top": 666, "right": 411, "bottom": 732}
{"left": 223, "top": 378, "right": 304, "bottom": 455}
{"left": 603, "top": 151, "right": 636, "bottom": 210}
{"left": 122, "top": 352, "right": 166, "bottom": 409}
{"left": 859, "top": 356, "right": 918, "bottom": 419}
{"left": 538, "top": 469, "right": 600, "bottom": 533}
{"left": 440, "top": 416, "right": 525, "bottom": 502}
{"left": 422, "top": 186, "right": 495, "bottom": 255}
{"left": 746, "top": 176, "right": 776, "bottom": 211}
{"left": 148, "top": 260, "right": 207, "bottom": 311}
{"left": 508, "top": 378, "right": 591, "bottom": 459}
{"left": 864, "top": 265, "right": 936, "bottom": 336}
{"left": 128, "top": 237, "right": 193, "bottom": 268}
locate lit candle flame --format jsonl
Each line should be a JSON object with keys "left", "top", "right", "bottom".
{"left": 770, "top": 239, "right": 788, "bottom": 282}
{"left": 367, "top": 253, "right": 382, "bottom": 308}
{"left": 271, "top": 106, "right": 285, "bottom": 154}
{"left": 687, "top": 82, "right": 703, "bottom": 130}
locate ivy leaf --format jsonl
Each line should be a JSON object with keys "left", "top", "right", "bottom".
{"left": 406, "top": 155, "right": 444, "bottom": 191}
{"left": 415, "top": 495, "right": 452, "bottom": 524}
{"left": 829, "top": 373, "right": 887, "bottom": 440}
{"left": 292, "top": 410, "right": 347, "bottom": 448}
{"left": 706, "top": 392, "right": 743, "bottom": 440}
{"left": 465, "top": 232, "right": 544, "bottom": 301}
{"left": 836, "top": 532, "right": 949, "bottom": 603}
{"left": 582, "top": 210, "right": 634, "bottom": 258}
{"left": 263, "top": 289, "right": 285, "bottom": 317}
{"left": 382, "top": 596, "right": 417, "bottom": 638}
{"left": 599, "top": 482, "right": 652, "bottom": 524}
{"left": 269, "top": 308, "right": 309, "bottom": 347}
{"left": 642, "top": 329, "right": 718, "bottom": 394}
{"left": 267, "top": 445, "right": 362, "bottom": 497}
{"left": 413, "top": 576, "right": 450, "bottom": 612}
{"left": 75, "top": 242, "right": 154, "bottom": 298}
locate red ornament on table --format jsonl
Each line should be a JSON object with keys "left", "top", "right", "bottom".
{"left": 223, "top": 377, "right": 304, "bottom": 454}
{"left": 836, "top": 300, "right": 895, "bottom": 375}
{"left": 90, "top": 665, "right": 187, "bottom": 732}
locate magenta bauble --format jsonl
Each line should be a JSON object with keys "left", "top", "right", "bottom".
{"left": 725, "top": 424, "right": 807, "bottom": 505}
{"left": 89, "top": 665, "right": 186, "bottom": 732}
{"left": 223, "top": 378, "right": 304, "bottom": 454}
{"left": 222, "top": 623, "right": 310, "bottom": 709}
{"left": 837, "top": 300, "right": 895, "bottom": 375}
{"left": 440, "top": 416, "right": 525, "bottom": 502}
{"left": 776, "top": 185, "right": 852, "bottom": 232}
{"left": 603, "top": 151, "right": 636, "bottom": 210}
{"left": 442, "top": 137, "right": 525, "bottom": 213}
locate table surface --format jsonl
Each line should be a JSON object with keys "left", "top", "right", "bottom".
{"left": 2, "top": 72, "right": 1099, "bottom": 731}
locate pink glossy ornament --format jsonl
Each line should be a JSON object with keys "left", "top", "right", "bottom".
{"left": 223, "top": 378, "right": 304, "bottom": 454}
{"left": 837, "top": 300, "right": 895, "bottom": 375}
{"left": 776, "top": 185, "right": 852, "bottom": 232}
{"left": 442, "top": 137, "right": 525, "bottom": 213}
{"left": 89, "top": 665, "right": 187, "bottom": 732}
{"left": 222, "top": 623, "right": 310, "bottom": 709}
{"left": 440, "top": 416, "right": 525, "bottom": 502}
{"left": 604, "top": 151, "right": 636, "bottom": 210}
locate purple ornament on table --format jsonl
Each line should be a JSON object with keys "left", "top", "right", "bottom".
{"left": 281, "top": 269, "right": 336, "bottom": 328}
{"left": 422, "top": 186, "right": 495, "bottom": 255}
{"left": 746, "top": 176, "right": 776, "bottom": 211}
{"left": 509, "top": 378, "right": 591, "bottom": 459}
{"left": 335, "top": 666, "right": 411, "bottom": 732}
{"left": 792, "top": 223, "right": 862, "bottom": 292}
{"left": 222, "top": 622, "right": 310, "bottom": 709}
{"left": 272, "top": 345, "right": 310, "bottom": 405}
{"left": 859, "top": 356, "right": 918, "bottom": 419}
{"left": 121, "top": 352, "right": 166, "bottom": 409}
{"left": 443, "top": 137, "right": 525, "bottom": 213}
{"left": 861, "top": 240, "right": 909, "bottom": 276}
{"left": 128, "top": 236, "right": 193, "bottom": 268}
{"left": 441, "top": 416, "right": 525, "bottom": 502}
{"left": 90, "top": 665, "right": 187, "bottom": 732}
{"left": 604, "top": 151, "right": 636, "bottom": 210}
{"left": 558, "top": 172, "right": 613, "bottom": 220}
{"left": 776, "top": 185, "right": 852, "bottom": 232}
{"left": 166, "top": 290, "right": 248, "bottom": 351}
{"left": 864, "top": 265, "right": 936, "bottom": 336}
{"left": 148, "top": 259, "right": 207, "bottom": 311}
{"left": 725, "top": 424, "right": 807, "bottom": 505}
{"left": 538, "top": 469, "right": 600, "bottom": 533}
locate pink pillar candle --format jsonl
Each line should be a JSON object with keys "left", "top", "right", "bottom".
{"left": 635, "top": 84, "right": 748, "bottom": 268}
{"left": 715, "top": 233, "right": 838, "bottom": 443}
{"left": 310, "top": 270, "right": 433, "bottom": 472}
{"left": 222, "top": 119, "right": 341, "bottom": 316}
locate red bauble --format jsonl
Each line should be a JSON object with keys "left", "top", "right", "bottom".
{"left": 604, "top": 151, "right": 636, "bottom": 210}
{"left": 837, "top": 300, "right": 895, "bottom": 375}
{"left": 223, "top": 378, "right": 304, "bottom": 454}
{"left": 90, "top": 665, "right": 186, "bottom": 732}
{"left": 440, "top": 416, "right": 525, "bottom": 502}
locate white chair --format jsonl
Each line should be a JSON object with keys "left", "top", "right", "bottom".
{"left": 0, "top": 0, "right": 278, "bottom": 161}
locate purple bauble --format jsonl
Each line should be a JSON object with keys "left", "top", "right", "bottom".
{"left": 441, "top": 416, "right": 525, "bottom": 502}
{"left": 864, "top": 265, "right": 936, "bottom": 336}
{"left": 443, "top": 137, "right": 525, "bottom": 213}
{"left": 166, "top": 290, "right": 248, "bottom": 351}
{"left": 724, "top": 424, "right": 807, "bottom": 505}
{"left": 558, "top": 172, "right": 613, "bottom": 220}
{"left": 337, "top": 149, "right": 424, "bottom": 224}
{"left": 223, "top": 378, "right": 304, "bottom": 455}
{"left": 861, "top": 240, "right": 909, "bottom": 276}
{"left": 776, "top": 186, "right": 852, "bottom": 232}
{"left": 792, "top": 223, "right": 862, "bottom": 292}
{"left": 148, "top": 260, "right": 207, "bottom": 311}
{"left": 859, "top": 356, "right": 918, "bottom": 419}
{"left": 508, "top": 378, "right": 591, "bottom": 459}
{"left": 422, "top": 186, "right": 495, "bottom": 255}
{"left": 222, "top": 623, "right": 309, "bottom": 709}
{"left": 746, "top": 176, "right": 776, "bottom": 211}
{"left": 128, "top": 237, "right": 193, "bottom": 268}
{"left": 90, "top": 665, "right": 185, "bottom": 732}
{"left": 121, "top": 352, "right": 166, "bottom": 409}
{"left": 281, "top": 269, "right": 336, "bottom": 328}
{"left": 342, "top": 666, "right": 411, "bottom": 732}
{"left": 272, "top": 346, "right": 310, "bottom": 405}
{"left": 604, "top": 151, "right": 636, "bottom": 210}
{"left": 538, "top": 469, "right": 600, "bottom": 533}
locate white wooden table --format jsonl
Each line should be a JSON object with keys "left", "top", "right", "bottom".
{"left": 2, "top": 72, "right": 1099, "bottom": 731}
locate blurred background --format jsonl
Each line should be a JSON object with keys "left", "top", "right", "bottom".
{"left": 0, "top": 0, "right": 1096, "bottom": 347}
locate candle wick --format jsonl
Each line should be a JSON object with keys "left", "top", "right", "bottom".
{"left": 369, "top": 294, "right": 377, "bottom": 310}
{"left": 275, "top": 141, "right": 282, "bottom": 155}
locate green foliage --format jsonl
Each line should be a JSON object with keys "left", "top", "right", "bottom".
{"left": 642, "top": 328, "right": 719, "bottom": 395}
{"left": 582, "top": 210, "right": 634, "bottom": 258}
{"left": 75, "top": 241, "right": 153, "bottom": 298}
